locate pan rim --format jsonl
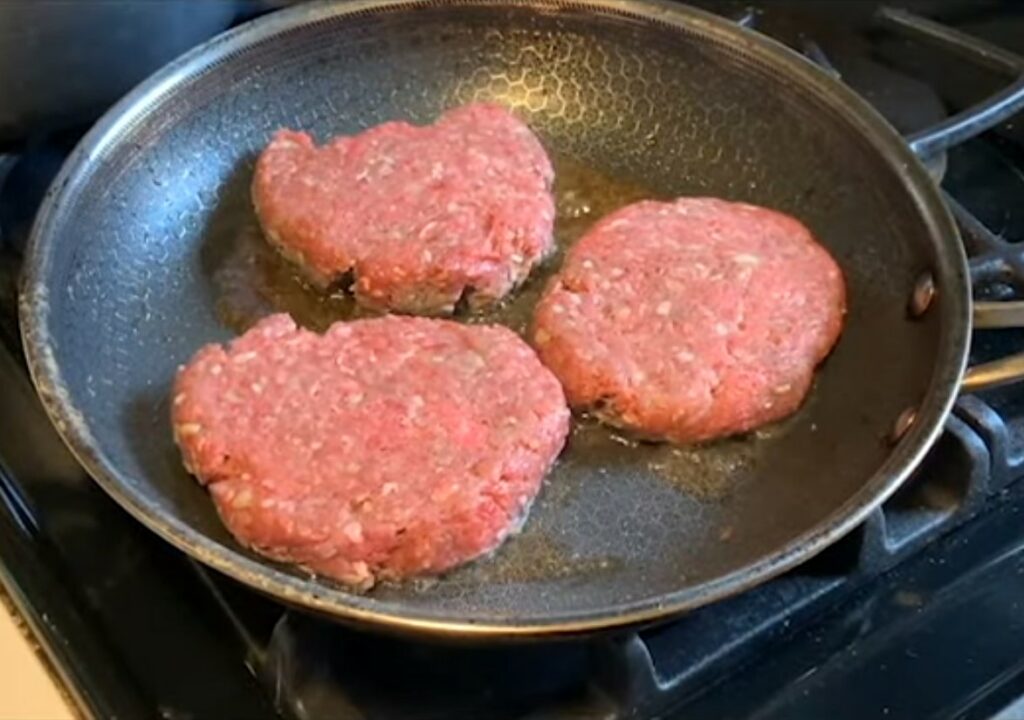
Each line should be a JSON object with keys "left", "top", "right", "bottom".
{"left": 18, "top": 0, "right": 971, "bottom": 638}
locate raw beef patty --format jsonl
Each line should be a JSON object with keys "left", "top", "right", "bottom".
{"left": 252, "top": 103, "right": 556, "bottom": 315}
{"left": 533, "top": 198, "right": 846, "bottom": 443}
{"left": 172, "top": 314, "right": 570, "bottom": 588}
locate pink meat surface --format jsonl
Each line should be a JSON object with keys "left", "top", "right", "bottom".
{"left": 533, "top": 198, "right": 846, "bottom": 443}
{"left": 252, "top": 103, "right": 556, "bottom": 315}
{"left": 172, "top": 314, "right": 570, "bottom": 588}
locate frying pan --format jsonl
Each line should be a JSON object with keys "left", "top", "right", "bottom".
{"left": 16, "top": 0, "right": 1023, "bottom": 639}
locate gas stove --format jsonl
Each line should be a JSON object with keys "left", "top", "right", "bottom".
{"left": 3, "top": 3, "right": 1024, "bottom": 719}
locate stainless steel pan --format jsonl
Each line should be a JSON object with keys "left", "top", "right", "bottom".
{"left": 19, "top": 0, "right": 1024, "bottom": 638}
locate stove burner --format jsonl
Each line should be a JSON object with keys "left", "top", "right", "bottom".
{"left": 878, "top": 8, "right": 1024, "bottom": 159}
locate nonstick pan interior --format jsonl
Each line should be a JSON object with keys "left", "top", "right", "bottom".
{"left": 20, "top": 0, "right": 968, "bottom": 635}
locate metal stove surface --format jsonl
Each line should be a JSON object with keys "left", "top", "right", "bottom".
{"left": 3, "top": 3, "right": 1024, "bottom": 720}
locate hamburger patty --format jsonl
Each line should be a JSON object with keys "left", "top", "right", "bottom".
{"left": 533, "top": 198, "right": 845, "bottom": 443}
{"left": 172, "top": 314, "right": 570, "bottom": 588}
{"left": 252, "top": 103, "right": 556, "bottom": 315}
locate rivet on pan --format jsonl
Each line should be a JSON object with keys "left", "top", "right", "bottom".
{"left": 908, "top": 272, "right": 936, "bottom": 318}
{"left": 890, "top": 407, "right": 917, "bottom": 444}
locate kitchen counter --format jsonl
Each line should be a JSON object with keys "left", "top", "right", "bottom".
{"left": 0, "top": 596, "right": 75, "bottom": 720}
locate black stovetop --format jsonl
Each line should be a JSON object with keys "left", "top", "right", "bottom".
{"left": 4, "top": 3, "right": 1024, "bottom": 719}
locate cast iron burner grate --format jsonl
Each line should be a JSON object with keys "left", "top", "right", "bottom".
{"left": 174, "top": 7, "right": 1024, "bottom": 720}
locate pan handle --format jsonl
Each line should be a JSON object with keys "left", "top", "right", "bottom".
{"left": 961, "top": 301, "right": 1024, "bottom": 393}
{"left": 962, "top": 354, "right": 1024, "bottom": 393}
{"left": 943, "top": 192, "right": 1024, "bottom": 394}
{"left": 862, "top": 11, "right": 1024, "bottom": 395}
{"left": 972, "top": 301, "right": 1024, "bottom": 329}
